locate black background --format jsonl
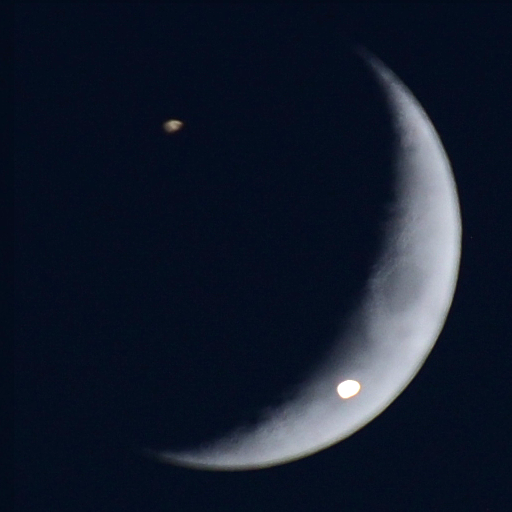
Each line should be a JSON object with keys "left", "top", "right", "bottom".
{"left": 13, "top": 4, "right": 512, "bottom": 511}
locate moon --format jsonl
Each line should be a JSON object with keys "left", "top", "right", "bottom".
{"left": 151, "top": 52, "right": 462, "bottom": 470}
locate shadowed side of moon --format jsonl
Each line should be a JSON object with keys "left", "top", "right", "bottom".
{"left": 149, "top": 52, "right": 462, "bottom": 471}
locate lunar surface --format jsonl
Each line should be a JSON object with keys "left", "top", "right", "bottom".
{"left": 151, "top": 52, "right": 462, "bottom": 470}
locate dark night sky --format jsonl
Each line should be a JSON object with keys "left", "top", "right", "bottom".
{"left": 13, "top": 4, "right": 512, "bottom": 511}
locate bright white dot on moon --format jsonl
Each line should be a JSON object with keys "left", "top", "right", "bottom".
{"left": 163, "top": 119, "right": 184, "bottom": 134}
{"left": 337, "top": 380, "right": 361, "bottom": 399}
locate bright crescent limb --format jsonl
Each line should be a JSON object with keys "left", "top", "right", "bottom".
{"left": 153, "top": 53, "right": 462, "bottom": 470}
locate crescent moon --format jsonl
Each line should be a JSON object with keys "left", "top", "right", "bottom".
{"left": 152, "top": 52, "right": 462, "bottom": 470}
